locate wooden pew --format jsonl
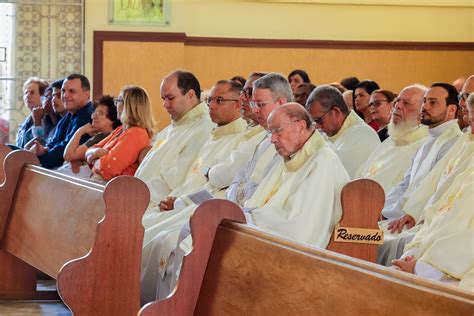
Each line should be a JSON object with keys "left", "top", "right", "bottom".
{"left": 140, "top": 199, "right": 473, "bottom": 316}
{"left": 0, "top": 144, "right": 11, "bottom": 183}
{"left": 0, "top": 150, "right": 150, "bottom": 316}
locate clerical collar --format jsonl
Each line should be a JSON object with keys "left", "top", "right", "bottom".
{"left": 173, "top": 102, "right": 208, "bottom": 127}
{"left": 211, "top": 117, "right": 247, "bottom": 140}
{"left": 285, "top": 129, "right": 326, "bottom": 172}
{"left": 328, "top": 111, "right": 363, "bottom": 143}
{"left": 428, "top": 119, "right": 458, "bottom": 138}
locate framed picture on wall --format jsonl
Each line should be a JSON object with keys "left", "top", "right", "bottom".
{"left": 108, "top": 0, "right": 170, "bottom": 25}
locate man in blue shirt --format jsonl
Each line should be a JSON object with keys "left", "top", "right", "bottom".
{"left": 30, "top": 74, "right": 94, "bottom": 169}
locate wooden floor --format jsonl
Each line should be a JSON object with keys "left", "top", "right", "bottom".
{"left": 0, "top": 280, "right": 71, "bottom": 315}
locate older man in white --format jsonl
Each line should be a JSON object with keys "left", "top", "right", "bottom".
{"left": 306, "top": 85, "right": 380, "bottom": 178}
{"left": 162, "top": 103, "right": 349, "bottom": 304}
{"left": 227, "top": 73, "right": 293, "bottom": 206}
{"left": 392, "top": 96, "right": 474, "bottom": 289}
{"left": 356, "top": 85, "right": 428, "bottom": 193}
{"left": 140, "top": 80, "right": 249, "bottom": 303}
{"left": 243, "top": 103, "right": 350, "bottom": 248}
{"left": 377, "top": 83, "right": 463, "bottom": 265}
{"left": 135, "top": 70, "right": 214, "bottom": 206}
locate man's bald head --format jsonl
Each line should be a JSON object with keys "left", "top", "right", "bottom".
{"left": 268, "top": 102, "right": 314, "bottom": 159}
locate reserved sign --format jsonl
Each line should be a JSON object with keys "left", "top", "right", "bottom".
{"left": 334, "top": 226, "right": 384, "bottom": 245}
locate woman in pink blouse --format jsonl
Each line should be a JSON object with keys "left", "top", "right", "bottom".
{"left": 85, "top": 85, "right": 155, "bottom": 181}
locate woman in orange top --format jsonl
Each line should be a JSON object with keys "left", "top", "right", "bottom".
{"left": 85, "top": 85, "right": 155, "bottom": 181}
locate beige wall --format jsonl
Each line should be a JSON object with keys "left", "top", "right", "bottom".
{"left": 86, "top": 0, "right": 474, "bottom": 130}
{"left": 85, "top": 0, "right": 474, "bottom": 80}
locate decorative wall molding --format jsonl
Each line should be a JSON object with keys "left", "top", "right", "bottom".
{"left": 93, "top": 30, "right": 474, "bottom": 99}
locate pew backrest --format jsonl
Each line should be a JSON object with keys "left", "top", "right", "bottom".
{"left": 140, "top": 199, "right": 473, "bottom": 316}
{"left": 0, "top": 150, "right": 150, "bottom": 316}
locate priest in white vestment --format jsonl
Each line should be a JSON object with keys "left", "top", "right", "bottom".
{"left": 227, "top": 73, "right": 294, "bottom": 206}
{"left": 355, "top": 85, "right": 429, "bottom": 193}
{"left": 390, "top": 93, "right": 474, "bottom": 287}
{"left": 306, "top": 85, "right": 380, "bottom": 178}
{"left": 135, "top": 70, "right": 214, "bottom": 205}
{"left": 140, "top": 80, "right": 248, "bottom": 303}
{"left": 243, "top": 103, "right": 350, "bottom": 248}
{"left": 392, "top": 165, "right": 473, "bottom": 290}
{"left": 378, "top": 83, "right": 464, "bottom": 264}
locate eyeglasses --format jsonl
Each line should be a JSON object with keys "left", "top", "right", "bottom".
{"left": 113, "top": 98, "right": 124, "bottom": 106}
{"left": 312, "top": 108, "right": 333, "bottom": 125}
{"left": 92, "top": 110, "right": 107, "bottom": 118}
{"left": 249, "top": 100, "right": 272, "bottom": 109}
{"left": 269, "top": 120, "right": 300, "bottom": 136}
{"left": 40, "top": 95, "right": 52, "bottom": 103}
{"left": 368, "top": 100, "right": 389, "bottom": 108}
{"left": 205, "top": 96, "right": 239, "bottom": 106}
{"left": 240, "top": 88, "right": 252, "bottom": 99}
{"left": 458, "top": 92, "right": 470, "bottom": 102}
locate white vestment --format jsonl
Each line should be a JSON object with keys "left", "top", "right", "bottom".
{"left": 135, "top": 102, "right": 214, "bottom": 205}
{"left": 381, "top": 120, "right": 462, "bottom": 220}
{"left": 402, "top": 162, "right": 474, "bottom": 289}
{"left": 244, "top": 130, "right": 350, "bottom": 248}
{"left": 355, "top": 125, "right": 428, "bottom": 193}
{"left": 140, "top": 117, "right": 248, "bottom": 303}
{"left": 226, "top": 131, "right": 280, "bottom": 207}
{"left": 378, "top": 129, "right": 470, "bottom": 265}
{"left": 328, "top": 111, "right": 380, "bottom": 178}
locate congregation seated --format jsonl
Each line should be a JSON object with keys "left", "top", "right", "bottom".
{"left": 369, "top": 89, "right": 396, "bottom": 141}
{"left": 28, "top": 74, "right": 94, "bottom": 169}
{"left": 59, "top": 95, "right": 121, "bottom": 178}
{"left": 294, "top": 82, "right": 316, "bottom": 106}
{"left": 288, "top": 69, "right": 311, "bottom": 94}
{"left": 355, "top": 85, "right": 429, "bottom": 194}
{"left": 391, "top": 92, "right": 474, "bottom": 289}
{"left": 378, "top": 83, "right": 462, "bottom": 265}
{"left": 84, "top": 85, "right": 154, "bottom": 182}
{"left": 10, "top": 77, "right": 51, "bottom": 149}
{"left": 354, "top": 80, "right": 380, "bottom": 130}
{"left": 306, "top": 85, "right": 380, "bottom": 178}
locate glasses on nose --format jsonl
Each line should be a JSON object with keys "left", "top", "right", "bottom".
{"left": 312, "top": 108, "right": 333, "bottom": 125}
{"left": 92, "top": 111, "right": 107, "bottom": 118}
{"left": 269, "top": 120, "right": 299, "bottom": 136}
{"left": 240, "top": 88, "right": 252, "bottom": 99}
{"left": 458, "top": 92, "right": 470, "bottom": 102}
{"left": 113, "top": 98, "right": 123, "bottom": 106}
{"left": 205, "top": 96, "right": 239, "bottom": 106}
{"left": 249, "top": 100, "right": 272, "bottom": 109}
{"left": 369, "top": 100, "right": 389, "bottom": 108}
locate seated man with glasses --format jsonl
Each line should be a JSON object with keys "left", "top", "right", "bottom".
{"left": 306, "top": 85, "right": 380, "bottom": 178}
{"left": 242, "top": 102, "right": 349, "bottom": 248}
{"left": 356, "top": 85, "right": 429, "bottom": 194}
{"left": 226, "top": 73, "right": 292, "bottom": 207}
{"left": 140, "top": 79, "right": 247, "bottom": 303}
{"left": 162, "top": 103, "right": 350, "bottom": 306}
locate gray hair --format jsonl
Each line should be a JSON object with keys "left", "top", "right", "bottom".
{"left": 253, "top": 73, "right": 293, "bottom": 103}
{"left": 306, "top": 84, "right": 349, "bottom": 114}
{"left": 278, "top": 103, "right": 313, "bottom": 130}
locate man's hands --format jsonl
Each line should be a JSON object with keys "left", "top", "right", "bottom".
{"left": 387, "top": 214, "right": 416, "bottom": 234}
{"left": 392, "top": 255, "right": 417, "bottom": 274}
{"left": 159, "top": 196, "right": 177, "bottom": 211}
